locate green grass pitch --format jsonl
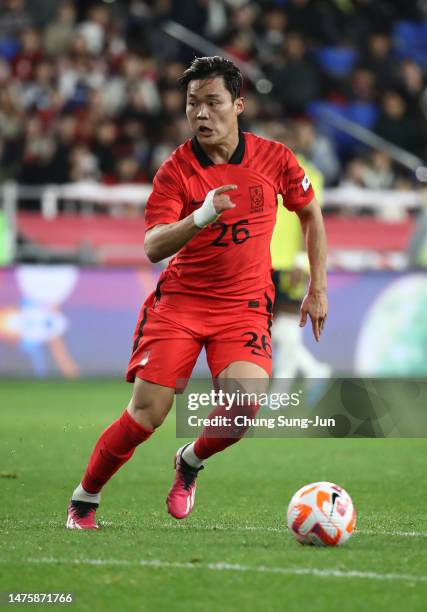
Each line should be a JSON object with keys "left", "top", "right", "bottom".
{"left": 1, "top": 380, "right": 427, "bottom": 612}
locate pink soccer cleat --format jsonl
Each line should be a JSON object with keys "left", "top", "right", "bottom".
{"left": 166, "top": 445, "right": 203, "bottom": 519}
{"left": 66, "top": 500, "right": 99, "bottom": 530}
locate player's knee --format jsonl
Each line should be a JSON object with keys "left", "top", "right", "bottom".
{"left": 128, "top": 398, "right": 168, "bottom": 429}
{"left": 128, "top": 399, "right": 167, "bottom": 429}
{"left": 128, "top": 384, "right": 174, "bottom": 430}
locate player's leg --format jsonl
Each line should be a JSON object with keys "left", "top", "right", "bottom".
{"left": 76, "top": 378, "right": 174, "bottom": 496}
{"left": 67, "top": 296, "right": 203, "bottom": 529}
{"left": 167, "top": 360, "right": 269, "bottom": 519}
{"left": 67, "top": 379, "right": 174, "bottom": 530}
{"left": 167, "top": 303, "right": 272, "bottom": 519}
{"left": 185, "top": 361, "right": 268, "bottom": 463}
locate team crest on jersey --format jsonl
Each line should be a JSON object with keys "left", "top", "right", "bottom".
{"left": 249, "top": 185, "right": 264, "bottom": 212}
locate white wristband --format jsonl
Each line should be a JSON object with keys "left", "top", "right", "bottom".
{"left": 193, "top": 188, "right": 219, "bottom": 228}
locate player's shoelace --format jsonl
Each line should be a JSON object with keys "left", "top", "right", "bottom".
{"left": 178, "top": 458, "right": 203, "bottom": 491}
{"left": 70, "top": 500, "right": 99, "bottom": 518}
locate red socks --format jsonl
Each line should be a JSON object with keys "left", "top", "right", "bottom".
{"left": 81, "top": 401, "right": 258, "bottom": 493}
{"left": 82, "top": 410, "right": 153, "bottom": 494}
{"left": 194, "top": 402, "right": 259, "bottom": 461}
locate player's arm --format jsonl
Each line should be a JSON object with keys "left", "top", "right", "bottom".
{"left": 295, "top": 197, "right": 328, "bottom": 342}
{"left": 144, "top": 185, "right": 237, "bottom": 263}
{"left": 144, "top": 216, "right": 200, "bottom": 263}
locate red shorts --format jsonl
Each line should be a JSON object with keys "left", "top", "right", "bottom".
{"left": 126, "top": 290, "right": 273, "bottom": 388}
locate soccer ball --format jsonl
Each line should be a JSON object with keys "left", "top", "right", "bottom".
{"left": 287, "top": 482, "right": 356, "bottom": 546}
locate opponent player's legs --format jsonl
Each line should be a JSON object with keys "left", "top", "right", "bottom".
{"left": 167, "top": 360, "right": 269, "bottom": 519}
{"left": 272, "top": 269, "right": 331, "bottom": 388}
{"left": 67, "top": 378, "right": 174, "bottom": 529}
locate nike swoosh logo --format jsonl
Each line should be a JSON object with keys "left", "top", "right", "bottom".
{"left": 191, "top": 199, "right": 204, "bottom": 206}
{"left": 331, "top": 492, "right": 340, "bottom": 506}
{"left": 329, "top": 492, "right": 340, "bottom": 518}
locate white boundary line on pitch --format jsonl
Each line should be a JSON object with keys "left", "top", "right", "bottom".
{"left": 358, "top": 529, "right": 427, "bottom": 538}
{"left": 3, "top": 557, "right": 425, "bottom": 583}
{"left": 4, "top": 520, "right": 426, "bottom": 538}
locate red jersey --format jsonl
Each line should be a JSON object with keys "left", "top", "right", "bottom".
{"left": 145, "top": 131, "right": 315, "bottom": 302}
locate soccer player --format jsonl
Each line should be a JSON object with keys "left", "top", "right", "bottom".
{"left": 66, "top": 56, "right": 328, "bottom": 530}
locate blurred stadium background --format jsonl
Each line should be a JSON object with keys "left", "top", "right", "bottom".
{"left": 1, "top": 0, "right": 427, "bottom": 379}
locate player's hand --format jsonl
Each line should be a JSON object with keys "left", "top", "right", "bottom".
{"left": 212, "top": 184, "right": 237, "bottom": 214}
{"left": 193, "top": 185, "right": 237, "bottom": 228}
{"left": 299, "top": 290, "right": 328, "bottom": 342}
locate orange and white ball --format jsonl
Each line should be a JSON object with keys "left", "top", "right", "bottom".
{"left": 287, "top": 482, "right": 356, "bottom": 546}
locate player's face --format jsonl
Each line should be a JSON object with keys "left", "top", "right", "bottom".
{"left": 186, "top": 77, "right": 244, "bottom": 144}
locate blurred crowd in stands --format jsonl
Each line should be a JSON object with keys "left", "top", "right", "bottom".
{"left": 0, "top": 0, "right": 427, "bottom": 195}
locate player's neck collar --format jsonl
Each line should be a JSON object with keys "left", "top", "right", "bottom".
{"left": 191, "top": 130, "right": 245, "bottom": 167}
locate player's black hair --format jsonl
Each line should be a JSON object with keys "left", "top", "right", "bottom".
{"left": 179, "top": 56, "right": 243, "bottom": 100}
